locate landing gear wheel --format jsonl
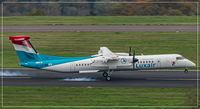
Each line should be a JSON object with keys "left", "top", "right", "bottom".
{"left": 106, "top": 76, "right": 111, "bottom": 81}
{"left": 103, "top": 70, "right": 113, "bottom": 81}
{"left": 184, "top": 68, "right": 188, "bottom": 73}
{"left": 102, "top": 72, "right": 108, "bottom": 77}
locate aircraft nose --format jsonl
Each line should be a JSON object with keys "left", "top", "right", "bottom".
{"left": 186, "top": 60, "right": 196, "bottom": 67}
{"left": 191, "top": 61, "right": 196, "bottom": 67}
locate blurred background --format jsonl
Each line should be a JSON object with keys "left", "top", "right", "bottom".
{"left": 0, "top": 0, "right": 198, "bottom": 16}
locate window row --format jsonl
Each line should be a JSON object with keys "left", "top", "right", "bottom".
{"left": 138, "top": 60, "right": 154, "bottom": 63}
{"left": 76, "top": 63, "right": 91, "bottom": 66}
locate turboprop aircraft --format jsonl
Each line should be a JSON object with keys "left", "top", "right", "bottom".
{"left": 9, "top": 35, "right": 196, "bottom": 81}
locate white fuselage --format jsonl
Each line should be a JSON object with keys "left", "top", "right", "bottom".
{"left": 42, "top": 54, "right": 195, "bottom": 73}
{"left": 9, "top": 36, "right": 196, "bottom": 79}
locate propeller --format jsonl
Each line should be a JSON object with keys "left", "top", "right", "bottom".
{"left": 132, "top": 50, "right": 139, "bottom": 69}
{"left": 129, "top": 47, "right": 138, "bottom": 69}
{"left": 133, "top": 50, "right": 138, "bottom": 63}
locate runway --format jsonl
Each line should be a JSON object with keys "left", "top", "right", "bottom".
{"left": 1, "top": 69, "right": 199, "bottom": 87}
{"left": 3, "top": 25, "right": 197, "bottom": 32}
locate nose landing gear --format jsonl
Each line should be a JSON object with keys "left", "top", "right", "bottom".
{"left": 184, "top": 68, "right": 188, "bottom": 73}
{"left": 102, "top": 70, "right": 113, "bottom": 81}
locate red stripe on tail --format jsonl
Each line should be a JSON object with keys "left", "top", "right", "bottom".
{"left": 9, "top": 35, "right": 32, "bottom": 48}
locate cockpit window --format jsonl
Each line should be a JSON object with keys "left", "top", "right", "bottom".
{"left": 176, "top": 56, "right": 184, "bottom": 60}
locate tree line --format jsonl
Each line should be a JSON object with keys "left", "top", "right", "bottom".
{"left": 1, "top": 0, "right": 199, "bottom": 16}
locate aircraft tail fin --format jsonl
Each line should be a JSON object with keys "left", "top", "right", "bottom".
{"left": 9, "top": 35, "right": 41, "bottom": 63}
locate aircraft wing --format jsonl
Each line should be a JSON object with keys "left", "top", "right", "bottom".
{"left": 98, "top": 47, "right": 118, "bottom": 62}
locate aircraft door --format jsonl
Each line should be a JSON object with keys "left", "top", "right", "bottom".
{"left": 70, "top": 63, "right": 75, "bottom": 72}
{"left": 156, "top": 59, "right": 161, "bottom": 68}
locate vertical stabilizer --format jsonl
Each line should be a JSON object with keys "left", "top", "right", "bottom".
{"left": 9, "top": 35, "right": 40, "bottom": 63}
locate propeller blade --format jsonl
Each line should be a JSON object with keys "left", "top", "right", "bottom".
{"left": 132, "top": 50, "right": 138, "bottom": 70}
{"left": 132, "top": 50, "right": 134, "bottom": 62}
{"left": 129, "top": 46, "right": 132, "bottom": 56}
{"left": 133, "top": 51, "right": 138, "bottom": 63}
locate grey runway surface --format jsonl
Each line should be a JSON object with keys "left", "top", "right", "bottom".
{"left": 1, "top": 69, "right": 199, "bottom": 87}
{"left": 3, "top": 25, "right": 197, "bottom": 32}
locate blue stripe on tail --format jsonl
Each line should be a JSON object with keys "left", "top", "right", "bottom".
{"left": 16, "top": 51, "right": 41, "bottom": 63}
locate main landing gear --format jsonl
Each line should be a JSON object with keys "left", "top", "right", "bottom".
{"left": 102, "top": 70, "right": 112, "bottom": 81}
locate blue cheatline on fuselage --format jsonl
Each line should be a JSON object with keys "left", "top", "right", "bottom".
{"left": 16, "top": 51, "right": 95, "bottom": 69}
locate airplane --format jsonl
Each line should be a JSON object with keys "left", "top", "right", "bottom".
{"left": 9, "top": 35, "right": 196, "bottom": 81}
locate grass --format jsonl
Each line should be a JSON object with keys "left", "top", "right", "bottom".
{"left": 1, "top": 31, "right": 199, "bottom": 109}
{"left": 1, "top": 32, "right": 198, "bottom": 68}
{"left": 1, "top": 16, "right": 199, "bottom": 109}
{"left": 2, "top": 16, "right": 198, "bottom": 25}
{"left": 1, "top": 87, "right": 198, "bottom": 108}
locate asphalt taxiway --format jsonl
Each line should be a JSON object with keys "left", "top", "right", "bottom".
{"left": 1, "top": 69, "right": 199, "bottom": 87}
{"left": 3, "top": 25, "right": 197, "bottom": 32}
